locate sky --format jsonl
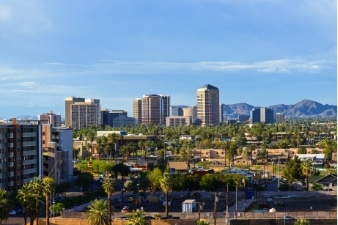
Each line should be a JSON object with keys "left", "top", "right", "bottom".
{"left": 0, "top": 0, "right": 336, "bottom": 119}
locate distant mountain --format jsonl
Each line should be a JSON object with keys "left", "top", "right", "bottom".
{"left": 223, "top": 99, "right": 337, "bottom": 118}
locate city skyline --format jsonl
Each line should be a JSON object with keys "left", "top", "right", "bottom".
{"left": 0, "top": 1, "right": 336, "bottom": 119}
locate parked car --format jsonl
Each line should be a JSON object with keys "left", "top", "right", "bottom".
{"left": 9, "top": 210, "right": 16, "bottom": 216}
{"left": 121, "top": 206, "right": 129, "bottom": 213}
{"left": 279, "top": 216, "right": 295, "bottom": 221}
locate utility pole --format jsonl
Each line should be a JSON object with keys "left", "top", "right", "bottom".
{"left": 213, "top": 192, "right": 217, "bottom": 225}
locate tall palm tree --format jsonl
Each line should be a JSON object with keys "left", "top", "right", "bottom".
{"left": 41, "top": 176, "right": 54, "bottom": 225}
{"left": 301, "top": 160, "right": 312, "bottom": 191}
{"left": 102, "top": 178, "right": 114, "bottom": 222}
{"left": 160, "top": 173, "right": 172, "bottom": 217}
{"left": 0, "top": 189, "right": 10, "bottom": 225}
{"left": 87, "top": 199, "right": 110, "bottom": 225}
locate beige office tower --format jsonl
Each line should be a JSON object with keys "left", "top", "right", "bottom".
{"left": 141, "top": 94, "right": 161, "bottom": 124}
{"left": 64, "top": 97, "right": 100, "bottom": 130}
{"left": 133, "top": 98, "right": 142, "bottom": 124}
{"left": 65, "top": 97, "right": 85, "bottom": 128}
{"left": 196, "top": 84, "right": 220, "bottom": 126}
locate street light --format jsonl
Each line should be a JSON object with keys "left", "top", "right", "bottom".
{"left": 197, "top": 201, "right": 206, "bottom": 221}
{"left": 213, "top": 192, "right": 219, "bottom": 225}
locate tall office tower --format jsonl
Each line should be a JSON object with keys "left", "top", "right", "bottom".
{"left": 133, "top": 98, "right": 142, "bottom": 124}
{"left": 38, "top": 111, "right": 62, "bottom": 127}
{"left": 42, "top": 124, "right": 73, "bottom": 184}
{"left": 64, "top": 97, "right": 85, "bottom": 128}
{"left": 276, "top": 113, "right": 285, "bottom": 124}
{"left": 250, "top": 107, "right": 275, "bottom": 124}
{"left": 141, "top": 94, "right": 161, "bottom": 124}
{"left": 219, "top": 103, "right": 225, "bottom": 124}
{"left": 196, "top": 84, "right": 220, "bottom": 126}
{"left": 70, "top": 98, "right": 101, "bottom": 130}
{"left": 160, "top": 94, "right": 170, "bottom": 125}
{"left": 0, "top": 119, "right": 42, "bottom": 192}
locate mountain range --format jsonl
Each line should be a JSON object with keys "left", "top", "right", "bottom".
{"left": 223, "top": 99, "right": 337, "bottom": 119}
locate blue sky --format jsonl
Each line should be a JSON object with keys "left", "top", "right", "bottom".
{"left": 0, "top": 0, "right": 336, "bottom": 119}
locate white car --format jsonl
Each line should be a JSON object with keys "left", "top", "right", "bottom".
{"left": 9, "top": 210, "right": 16, "bottom": 216}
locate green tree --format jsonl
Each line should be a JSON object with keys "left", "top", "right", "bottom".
{"left": 102, "top": 178, "right": 115, "bottom": 223}
{"left": 160, "top": 173, "right": 172, "bottom": 217}
{"left": 301, "top": 160, "right": 312, "bottom": 191}
{"left": 17, "top": 178, "right": 43, "bottom": 225}
{"left": 147, "top": 168, "right": 162, "bottom": 190}
{"left": 0, "top": 189, "right": 10, "bottom": 225}
{"left": 126, "top": 209, "right": 147, "bottom": 225}
{"left": 196, "top": 219, "right": 210, "bottom": 225}
{"left": 87, "top": 199, "right": 110, "bottom": 225}
{"left": 294, "top": 218, "right": 310, "bottom": 225}
{"left": 41, "top": 176, "right": 55, "bottom": 225}
{"left": 283, "top": 156, "right": 304, "bottom": 188}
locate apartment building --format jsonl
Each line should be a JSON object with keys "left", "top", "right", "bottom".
{"left": 38, "top": 111, "right": 62, "bottom": 127}
{"left": 0, "top": 119, "right": 42, "bottom": 192}
{"left": 197, "top": 84, "right": 220, "bottom": 126}
{"left": 42, "top": 124, "right": 73, "bottom": 184}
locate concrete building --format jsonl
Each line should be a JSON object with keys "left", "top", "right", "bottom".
{"left": 196, "top": 84, "right": 220, "bottom": 126}
{"left": 38, "top": 111, "right": 62, "bottom": 127}
{"left": 42, "top": 125, "right": 73, "bottom": 184}
{"left": 0, "top": 119, "right": 42, "bottom": 192}
{"left": 250, "top": 107, "right": 275, "bottom": 124}
{"left": 166, "top": 116, "right": 191, "bottom": 127}
{"left": 219, "top": 103, "right": 225, "bottom": 124}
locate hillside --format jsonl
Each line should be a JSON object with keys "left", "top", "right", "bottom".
{"left": 223, "top": 99, "right": 337, "bottom": 118}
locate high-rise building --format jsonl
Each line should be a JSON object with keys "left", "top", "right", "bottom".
{"left": 219, "top": 103, "right": 225, "bottom": 124}
{"left": 0, "top": 119, "right": 42, "bottom": 192}
{"left": 171, "top": 105, "right": 190, "bottom": 116}
{"left": 64, "top": 97, "right": 85, "bottom": 128}
{"left": 183, "top": 106, "right": 198, "bottom": 124}
{"left": 137, "top": 94, "right": 170, "bottom": 125}
{"left": 64, "top": 97, "right": 100, "bottom": 130}
{"left": 38, "top": 111, "right": 62, "bottom": 127}
{"left": 196, "top": 84, "right": 220, "bottom": 126}
{"left": 132, "top": 98, "right": 142, "bottom": 124}
{"left": 250, "top": 107, "right": 275, "bottom": 124}
{"left": 141, "top": 94, "right": 161, "bottom": 125}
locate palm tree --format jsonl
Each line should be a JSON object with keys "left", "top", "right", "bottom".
{"left": 160, "top": 173, "right": 172, "bottom": 217}
{"left": 102, "top": 178, "right": 114, "bottom": 222}
{"left": 17, "top": 178, "right": 43, "bottom": 225}
{"left": 294, "top": 218, "right": 310, "bottom": 225}
{"left": 87, "top": 199, "right": 110, "bottom": 225}
{"left": 0, "top": 189, "right": 10, "bottom": 225}
{"left": 301, "top": 160, "right": 312, "bottom": 191}
{"left": 126, "top": 209, "right": 146, "bottom": 225}
{"left": 41, "top": 176, "right": 54, "bottom": 225}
